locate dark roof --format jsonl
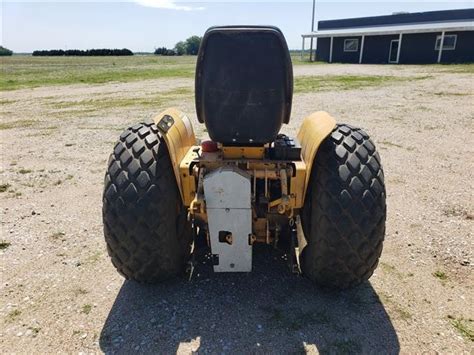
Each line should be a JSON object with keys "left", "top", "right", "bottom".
{"left": 318, "top": 8, "right": 474, "bottom": 30}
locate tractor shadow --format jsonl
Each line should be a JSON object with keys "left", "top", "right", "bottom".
{"left": 100, "top": 245, "right": 400, "bottom": 354}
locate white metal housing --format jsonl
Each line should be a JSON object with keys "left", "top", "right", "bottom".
{"left": 203, "top": 167, "right": 253, "bottom": 272}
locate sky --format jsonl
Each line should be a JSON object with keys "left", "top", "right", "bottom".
{"left": 1, "top": 0, "right": 472, "bottom": 52}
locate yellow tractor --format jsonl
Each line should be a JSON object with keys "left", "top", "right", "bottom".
{"left": 103, "top": 26, "right": 386, "bottom": 289}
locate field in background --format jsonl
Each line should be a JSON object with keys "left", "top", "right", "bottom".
{"left": 0, "top": 56, "right": 473, "bottom": 353}
{"left": 0, "top": 56, "right": 196, "bottom": 90}
{"left": 2, "top": 55, "right": 473, "bottom": 91}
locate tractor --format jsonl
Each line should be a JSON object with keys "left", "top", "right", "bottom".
{"left": 102, "top": 26, "right": 386, "bottom": 289}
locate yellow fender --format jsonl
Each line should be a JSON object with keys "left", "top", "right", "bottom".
{"left": 153, "top": 108, "right": 336, "bottom": 208}
{"left": 297, "top": 111, "right": 337, "bottom": 201}
{"left": 153, "top": 108, "right": 197, "bottom": 205}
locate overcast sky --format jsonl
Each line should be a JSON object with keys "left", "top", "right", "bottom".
{"left": 1, "top": 1, "right": 472, "bottom": 52}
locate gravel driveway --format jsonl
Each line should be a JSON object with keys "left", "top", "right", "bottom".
{"left": 1, "top": 63, "right": 473, "bottom": 353}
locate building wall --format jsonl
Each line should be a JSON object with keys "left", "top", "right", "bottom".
{"left": 315, "top": 37, "right": 330, "bottom": 62}
{"left": 362, "top": 35, "right": 399, "bottom": 64}
{"left": 399, "top": 31, "right": 474, "bottom": 64}
{"left": 314, "top": 30, "right": 474, "bottom": 64}
{"left": 315, "top": 36, "right": 363, "bottom": 63}
{"left": 398, "top": 32, "right": 439, "bottom": 63}
{"left": 332, "top": 37, "right": 362, "bottom": 63}
{"left": 440, "top": 31, "right": 474, "bottom": 63}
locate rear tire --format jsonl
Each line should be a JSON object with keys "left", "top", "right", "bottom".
{"left": 103, "top": 123, "right": 192, "bottom": 283}
{"left": 301, "top": 124, "right": 386, "bottom": 289}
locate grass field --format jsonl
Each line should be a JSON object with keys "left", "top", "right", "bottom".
{"left": 0, "top": 56, "right": 196, "bottom": 90}
{"left": 3, "top": 54, "right": 468, "bottom": 92}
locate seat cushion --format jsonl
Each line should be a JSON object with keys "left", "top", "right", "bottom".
{"left": 195, "top": 26, "right": 293, "bottom": 145}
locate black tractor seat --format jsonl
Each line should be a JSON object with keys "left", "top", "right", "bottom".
{"left": 195, "top": 26, "right": 293, "bottom": 145}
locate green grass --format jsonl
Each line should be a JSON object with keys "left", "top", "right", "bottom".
{"left": 395, "top": 306, "right": 413, "bottom": 321}
{"left": 294, "top": 74, "right": 429, "bottom": 93}
{"left": 85, "top": 251, "right": 103, "bottom": 264}
{"left": 49, "top": 87, "right": 192, "bottom": 111}
{"left": 0, "top": 183, "right": 11, "bottom": 192}
{"left": 50, "top": 232, "right": 66, "bottom": 240}
{"left": 0, "top": 120, "right": 37, "bottom": 130}
{"left": 3, "top": 55, "right": 470, "bottom": 92}
{"left": 81, "top": 304, "right": 92, "bottom": 315}
{"left": 73, "top": 288, "right": 89, "bottom": 296}
{"left": 379, "top": 292, "right": 413, "bottom": 321}
{"left": 1, "top": 55, "right": 196, "bottom": 91}
{"left": 433, "top": 270, "right": 448, "bottom": 281}
{"left": 436, "top": 63, "right": 474, "bottom": 74}
{"left": 26, "top": 128, "right": 59, "bottom": 137}
{"left": 448, "top": 316, "right": 474, "bottom": 342}
{"left": 380, "top": 140, "right": 405, "bottom": 149}
{"left": 0, "top": 99, "right": 17, "bottom": 104}
{"left": 290, "top": 52, "right": 327, "bottom": 65}
{"left": 0, "top": 241, "right": 11, "bottom": 250}
{"left": 443, "top": 205, "right": 473, "bottom": 220}
{"left": 27, "top": 326, "right": 41, "bottom": 337}
{"left": 7, "top": 309, "right": 21, "bottom": 321}
{"left": 379, "top": 262, "right": 412, "bottom": 279}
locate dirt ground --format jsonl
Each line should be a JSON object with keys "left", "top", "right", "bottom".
{"left": 1, "top": 63, "right": 473, "bottom": 354}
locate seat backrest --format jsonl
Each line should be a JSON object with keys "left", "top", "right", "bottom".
{"left": 195, "top": 26, "right": 293, "bottom": 145}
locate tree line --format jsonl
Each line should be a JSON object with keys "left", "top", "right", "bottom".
{"left": 154, "top": 36, "right": 201, "bottom": 56}
{"left": 2, "top": 35, "right": 203, "bottom": 57}
{"left": 0, "top": 46, "right": 13, "bottom": 56}
{"left": 32, "top": 48, "right": 133, "bottom": 56}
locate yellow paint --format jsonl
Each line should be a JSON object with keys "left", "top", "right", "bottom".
{"left": 222, "top": 146, "right": 265, "bottom": 159}
{"left": 269, "top": 198, "right": 283, "bottom": 208}
{"left": 290, "top": 161, "right": 307, "bottom": 208}
{"left": 252, "top": 218, "right": 267, "bottom": 243}
{"left": 179, "top": 147, "right": 199, "bottom": 206}
{"left": 297, "top": 111, "right": 337, "bottom": 201}
{"left": 153, "top": 108, "right": 197, "bottom": 204}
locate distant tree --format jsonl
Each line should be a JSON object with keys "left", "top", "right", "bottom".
{"left": 33, "top": 49, "right": 65, "bottom": 56}
{"left": 154, "top": 47, "right": 176, "bottom": 56}
{"left": 155, "top": 35, "right": 202, "bottom": 56}
{"left": 87, "top": 48, "right": 133, "bottom": 56}
{"left": 32, "top": 48, "right": 133, "bottom": 56}
{"left": 154, "top": 47, "right": 167, "bottom": 55}
{"left": 174, "top": 41, "right": 186, "bottom": 56}
{"left": 65, "top": 49, "right": 82, "bottom": 56}
{"left": 0, "top": 46, "right": 13, "bottom": 56}
{"left": 184, "top": 36, "right": 202, "bottom": 55}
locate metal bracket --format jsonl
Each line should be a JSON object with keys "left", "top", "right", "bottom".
{"left": 186, "top": 223, "right": 198, "bottom": 281}
{"left": 295, "top": 215, "right": 307, "bottom": 273}
{"left": 186, "top": 247, "right": 196, "bottom": 281}
{"left": 288, "top": 218, "right": 301, "bottom": 274}
{"left": 156, "top": 114, "right": 175, "bottom": 134}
